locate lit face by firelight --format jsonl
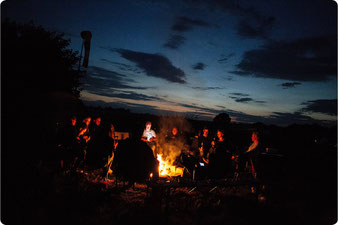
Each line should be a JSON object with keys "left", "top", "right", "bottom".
{"left": 95, "top": 117, "right": 101, "bottom": 126}
{"left": 84, "top": 117, "right": 91, "bottom": 126}
{"left": 202, "top": 129, "right": 209, "bottom": 137}
{"left": 71, "top": 118, "right": 76, "bottom": 126}
{"left": 146, "top": 123, "right": 151, "bottom": 131}
{"left": 217, "top": 130, "right": 224, "bottom": 140}
{"left": 252, "top": 133, "right": 258, "bottom": 142}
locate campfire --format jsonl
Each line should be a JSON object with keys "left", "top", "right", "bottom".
{"left": 157, "top": 154, "right": 183, "bottom": 177}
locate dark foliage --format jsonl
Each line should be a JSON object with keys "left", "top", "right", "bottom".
{"left": 2, "top": 19, "right": 81, "bottom": 97}
{"left": 2, "top": 20, "right": 82, "bottom": 224}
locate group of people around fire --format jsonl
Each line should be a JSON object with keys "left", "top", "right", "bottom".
{"left": 57, "top": 116, "right": 262, "bottom": 181}
{"left": 57, "top": 115, "right": 118, "bottom": 172}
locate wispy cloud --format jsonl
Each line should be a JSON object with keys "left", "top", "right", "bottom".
{"left": 236, "top": 16, "right": 275, "bottom": 39}
{"left": 279, "top": 82, "right": 302, "bottom": 89}
{"left": 100, "top": 59, "right": 142, "bottom": 74}
{"left": 163, "top": 34, "right": 186, "bottom": 49}
{"left": 164, "top": 16, "right": 216, "bottom": 50}
{"left": 82, "top": 66, "right": 147, "bottom": 91}
{"left": 192, "top": 62, "right": 206, "bottom": 70}
{"left": 300, "top": 99, "right": 337, "bottom": 116}
{"left": 229, "top": 92, "right": 249, "bottom": 97}
{"left": 231, "top": 35, "right": 337, "bottom": 82}
{"left": 87, "top": 89, "right": 162, "bottom": 101}
{"left": 229, "top": 92, "right": 266, "bottom": 104}
{"left": 184, "top": 0, "right": 275, "bottom": 39}
{"left": 218, "top": 53, "right": 235, "bottom": 63}
{"left": 115, "top": 48, "right": 187, "bottom": 84}
{"left": 191, "top": 86, "right": 223, "bottom": 90}
{"left": 171, "top": 16, "right": 215, "bottom": 32}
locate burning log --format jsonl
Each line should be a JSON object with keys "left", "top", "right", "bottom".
{"left": 157, "top": 154, "right": 184, "bottom": 177}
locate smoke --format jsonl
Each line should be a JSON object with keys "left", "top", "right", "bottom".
{"left": 156, "top": 116, "right": 192, "bottom": 165}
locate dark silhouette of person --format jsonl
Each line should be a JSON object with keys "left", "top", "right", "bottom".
{"left": 208, "top": 129, "right": 233, "bottom": 179}
{"left": 75, "top": 116, "right": 91, "bottom": 171}
{"left": 87, "top": 117, "right": 105, "bottom": 169}
{"left": 245, "top": 131, "right": 262, "bottom": 179}
{"left": 198, "top": 127, "right": 212, "bottom": 164}
{"left": 113, "top": 138, "right": 158, "bottom": 183}
{"left": 57, "top": 116, "right": 78, "bottom": 171}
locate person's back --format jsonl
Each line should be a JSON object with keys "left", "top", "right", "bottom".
{"left": 59, "top": 117, "right": 77, "bottom": 149}
{"left": 57, "top": 116, "right": 78, "bottom": 170}
{"left": 113, "top": 138, "right": 158, "bottom": 182}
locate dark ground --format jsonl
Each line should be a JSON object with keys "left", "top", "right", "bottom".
{"left": 2, "top": 150, "right": 336, "bottom": 225}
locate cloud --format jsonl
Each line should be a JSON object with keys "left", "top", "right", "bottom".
{"left": 266, "top": 112, "right": 320, "bottom": 126}
{"left": 218, "top": 53, "right": 235, "bottom": 63}
{"left": 231, "top": 35, "right": 337, "bottom": 81}
{"left": 83, "top": 99, "right": 335, "bottom": 127}
{"left": 229, "top": 93, "right": 266, "bottom": 104}
{"left": 184, "top": 0, "right": 275, "bottom": 39}
{"left": 171, "top": 16, "right": 214, "bottom": 32}
{"left": 163, "top": 34, "right": 186, "bottom": 49}
{"left": 229, "top": 96, "right": 253, "bottom": 103}
{"left": 100, "top": 59, "right": 142, "bottom": 74}
{"left": 225, "top": 76, "right": 234, "bottom": 81}
{"left": 88, "top": 88, "right": 162, "bottom": 101}
{"left": 300, "top": 99, "right": 337, "bottom": 116}
{"left": 82, "top": 99, "right": 160, "bottom": 114}
{"left": 115, "top": 48, "right": 186, "bottom": 83}
{"left": 279, "top": 82, "right": 302, "bottom": 89}
{"left": 82, "top": 66, "right": 147, "bottom": 91}
{"left": 163, "top": 16, "right": 215, "bottom": 49}
{"left": 229, "top": 92, "right": 249, "bottom": 97}
{"left": 191, "top": 86, "right": 223, "bottom": 90}
{"left": 192, "top": 62, "right": 206, "bottom": 70}
{"left": 236, "top": 16, "right": 275, "bottom": 39}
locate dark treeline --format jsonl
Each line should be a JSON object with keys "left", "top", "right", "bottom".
{"left": 67, "top": 105, "right": 337, "bottom": 154}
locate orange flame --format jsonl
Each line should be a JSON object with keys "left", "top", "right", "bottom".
{"left": 157, "top": 154, "right": 183, "bottom": 177}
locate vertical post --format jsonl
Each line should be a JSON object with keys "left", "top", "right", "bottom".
{"left": 78, "top": 40, "right": 84, "bottom": 72}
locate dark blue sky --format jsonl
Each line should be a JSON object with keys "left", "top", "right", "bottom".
{"left": 2, "top": 0, "right": 337, "bottom": 126}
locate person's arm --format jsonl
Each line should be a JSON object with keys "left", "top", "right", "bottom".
{"left": 150, "top": 130, "right": 157, "bottom": 141}
{"left": 149, "top": 133, "right": 157, "bottom": 142}
{"left": 77, "top": 127, "right": 86, "bottom": 140}
{"left": 246, "top": 142, "right": 258, "bottom": 153}
{"left": 141, "top": 130, "right": 147, "bottom": 141}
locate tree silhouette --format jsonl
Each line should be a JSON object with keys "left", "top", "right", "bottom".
{"left": 3, "top": 19, "right": 81, "bottom": 97}
{"left": 213, "top": 113, "right": 231, "bottom": 126}
{"left": 3, "top": 18, "right": 83, "bottom": 190}
{"left": 2, "top": 19, "right": 84, "bottom": 224}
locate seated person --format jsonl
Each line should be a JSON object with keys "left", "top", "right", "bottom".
{"left": 166, "top": 127, "right": 187, "bottom": 146}
{"left": 166, "top": 127, "right": 179, "bottom": 141}
{"left": 141, "top": 121, "right": 157, "bottom": 156}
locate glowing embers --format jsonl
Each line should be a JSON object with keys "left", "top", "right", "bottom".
{"left": 157, "top": 154, "right": 183, "bottom": 177}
